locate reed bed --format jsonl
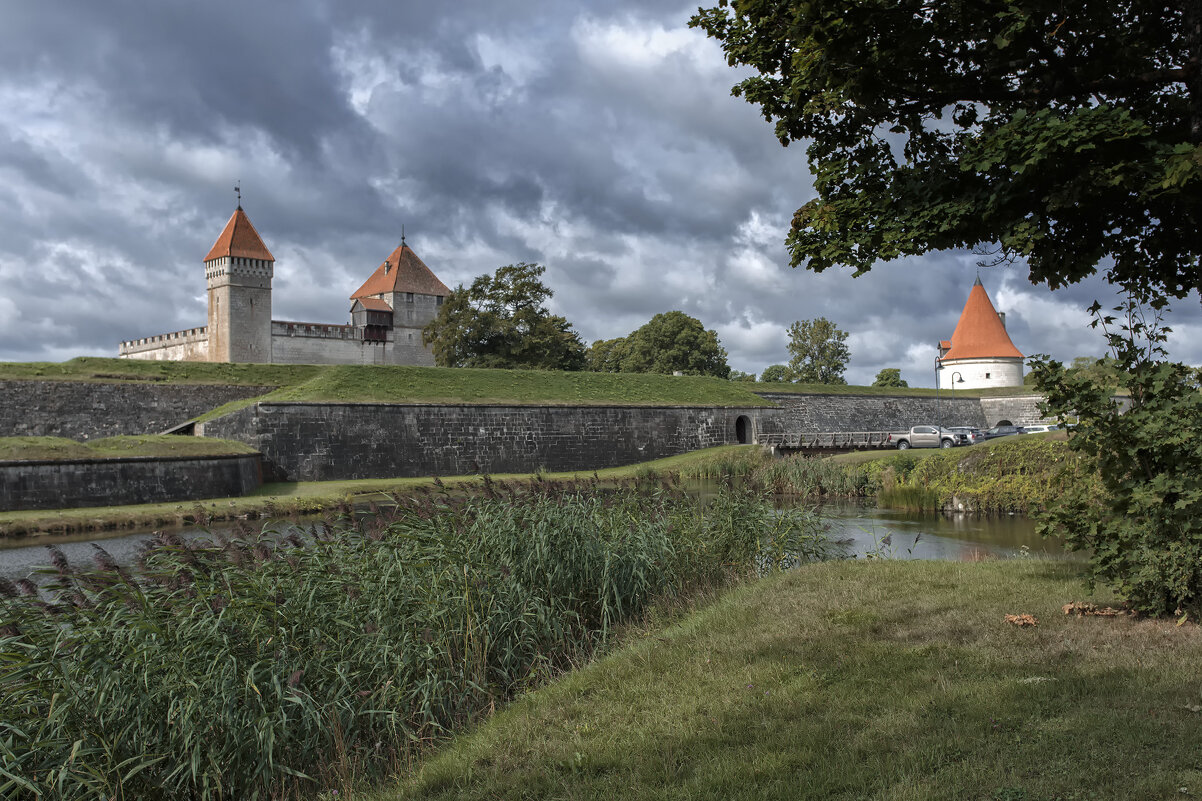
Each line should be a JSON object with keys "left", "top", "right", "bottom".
{"left": 0, "top": 477, "right": 828, "bottom": 800}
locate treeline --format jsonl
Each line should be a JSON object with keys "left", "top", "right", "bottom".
{"left": 421, "top": 262, "right": 870, "bottom": 383}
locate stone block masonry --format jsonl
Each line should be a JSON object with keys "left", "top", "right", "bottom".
{"left": 0, "top": 381, "right": 276, "bottom": 440}
{"left": 200, "top": 403, "right": 773, "bottom": 482}
{"left": 753, "top": 392, "right": 988, "bottom": 434}
{"left": 0, "top": 454, "right": 262, "bottom": 511}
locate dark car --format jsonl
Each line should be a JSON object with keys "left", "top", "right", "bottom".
{"left": 981, "top": 424, "right": 1027, "bottom": 440}
{"left": 945, "top": 426, "right": 985, "bottom": 445}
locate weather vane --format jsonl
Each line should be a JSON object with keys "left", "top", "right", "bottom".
{"left": 235, "top": 181, "right": 242, "bottom": 209}
{"left": 401, "top": 223, "right": 406, "bottom": 247}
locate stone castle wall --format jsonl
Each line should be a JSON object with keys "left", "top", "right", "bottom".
{"left": 752, "top": 392, "right": 988, "bottom": 433}
{"left": 119, "top": 327, "right": 209, "bottom": 360}
{"left": 0, "top": 381, "right": 276, "bottom": 440}
{"left": 0, "top": 453, "right": 262, "bottom": 511}
{"left": 978, "top": 395, "right": 1056, "bottom": 427}
{"left": 269, "top": 322, "right": 434, "bottom": 366}
{"left": 199, "top": 402, "right": 771, "bottom": 482}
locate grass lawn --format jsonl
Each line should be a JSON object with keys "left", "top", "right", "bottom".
{"left": 0, "top": 435, "right": 257, "bottom": 461}
{"left": 0, "top": 445, "right": 758, "bottom": 540}
{"left": 373, "top": 559, "right": 1202, "bottom": 801}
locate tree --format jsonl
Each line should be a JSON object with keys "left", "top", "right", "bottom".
{"left": 872, "top": 368, "right": 908, "bottom": 388}
{"left": 586, "top": 337, "right": 632, "bottom": 373}
{"left": 759, "top": 364, "right": 792, "bottom": 383}
{"left": 422, "top": 263, "right": 586, "bottom": 370}
{"left": 591, "top": 311, "right": 730, "bottom": 378}
{"left": 729, "top": 370, "right": 757, "bottom": 382}
{"left": 691, "top": 2, "right": 1202, "bottom": 298}
{"left": 786, "top": 318, "right": 849, "bottom": 384}
{"left": 1031, "top": 294, "right": 1202, "bottom": 617}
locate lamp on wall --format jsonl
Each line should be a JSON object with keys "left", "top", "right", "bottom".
{"left": 949, "top": 371, "right": 965, "bottom": 425}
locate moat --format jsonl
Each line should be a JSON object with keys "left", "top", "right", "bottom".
{"left": 0, "top": 501, "right": 1066, "bottom": 582}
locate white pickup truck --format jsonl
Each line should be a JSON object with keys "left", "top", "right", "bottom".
{"left": 886, "top": 426, "right": 968, "bottom": 450}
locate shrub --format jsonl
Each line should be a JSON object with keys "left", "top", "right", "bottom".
{"left": 1032, "top": 291, "right": 1202, "bottom": 617}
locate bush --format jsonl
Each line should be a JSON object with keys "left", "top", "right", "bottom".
{"left": 1032, "top": 292, "right": 1202, "bottom": 617}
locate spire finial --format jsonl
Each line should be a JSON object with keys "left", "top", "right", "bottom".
{"left": 234, "top": 181, "right": 242, "bottom": 210}
{"left": 401, "top": 224, "right": 406, "bottom": 248}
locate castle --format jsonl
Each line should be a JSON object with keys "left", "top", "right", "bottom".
{"left": 119, "top": 204, "right": 451, "bottom": 365}
{"left": 937, "top": 277, "right": 1024, "bottom": 389}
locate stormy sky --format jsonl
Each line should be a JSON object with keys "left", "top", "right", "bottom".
{"left": 0, "top": 0, "right": 1196, "bottom": 385}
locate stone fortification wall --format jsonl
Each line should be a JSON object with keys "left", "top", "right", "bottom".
{"left": 0, "top": 381, "right": 276, "bottom": 440}
{"left": 269, "top": 323, "right": 433, "bottom": 366}
{"left": 0, "top": 454, "right": 262, "bottom": 511}
{"left": 978, "top": 395, "right": 1056, "bottom": 427}
{"left": 119, "top": 327, "right": 209, "bottom": 361}
{"left": 200, "top": 403, "right": 772, "bottom": 482}
{"left": 752, "top": 392, "right": 987, "bottom": 433}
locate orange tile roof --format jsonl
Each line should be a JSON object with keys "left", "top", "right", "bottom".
{"left": 204, "top": 207, "right": 275, "bottom": 262}
{"left": 350, "top": 243, "right": 451, "bottom": 299}
{"left": 352, "top": 297, "right": 393, "bottom": 312}
{"left": 941, "top": 279, "right": 1023, "bottom": 360}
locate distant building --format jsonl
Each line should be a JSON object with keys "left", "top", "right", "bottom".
{"left": 119, "top": 204, "right": 450, "bottom": 364}
{"left": 937, "top": 277, "right": 1024, "bottom": 389}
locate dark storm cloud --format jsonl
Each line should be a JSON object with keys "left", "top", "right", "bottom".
{"left": 0, "top": 0, "right": 1195, "bottom": 379}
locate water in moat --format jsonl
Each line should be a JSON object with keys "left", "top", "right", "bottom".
{"left": 0, "top": 493, "right": 1067, "bottom": 582}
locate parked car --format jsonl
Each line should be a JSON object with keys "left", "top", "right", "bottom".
{"left": 887, "top": 426, "right": 970, "bottom": 450}
{"left": 1022, "top": 424, "right": 1060, "bottom": 434}
{"left": 981, "top": 424, "right": 1027, "bottom": 440}
{"left": 945, "top": 426, "right": 985, "bottom": 445}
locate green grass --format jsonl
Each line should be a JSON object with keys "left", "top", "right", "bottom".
{"left": 0, "top": 356, "right": 322, "bottom": 386}
{"left": 0, "top": 435, "right": 257, "bottom": 462}
{"left": 260, "top": 364, "right": 773, "bottom": 406}
{"left": 0, "top": 446, "right": 757, "bottom": 540}
{"left": 375, "top": 559, "right": 1202, "bottom": 801}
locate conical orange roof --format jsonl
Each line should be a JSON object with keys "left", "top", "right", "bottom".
{"left": 351, "top": 243, "right": 451, "bottom": 299}
{"left": 942, "top": 278, "right": 1023, "bottom": 360}
{"left": 204, "top": 207, "right": 275, "bottom": 262}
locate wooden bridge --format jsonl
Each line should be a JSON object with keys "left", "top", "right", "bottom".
{"left": 756, "top": 431, "right": 896, "bottom": 454}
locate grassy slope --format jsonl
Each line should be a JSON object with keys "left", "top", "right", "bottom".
{"left": 380, "top": 560, "right": 1202, "bottom": 801}
{"left": 0, "top": 435, "right": 257, "bottom": 461}
{"left": 0, "top": 356, "right": 322, "bottom": 386}
{"left": 0, "top": 445, "right": 758, "bottom": 539}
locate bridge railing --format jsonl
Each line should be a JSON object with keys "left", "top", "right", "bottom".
{"left": 757, "top": 431, "right": 895, "bottom": 450}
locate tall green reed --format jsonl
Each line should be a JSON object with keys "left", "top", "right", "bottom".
{"left": 0, "top": 477, "right": 827, "bottom": 800}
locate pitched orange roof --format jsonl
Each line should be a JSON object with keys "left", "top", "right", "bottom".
{"left": 350, "top": 243, "right": 451, "bottom": 299}
{"left": 941, "top": 278, "right": 1023, "bottom": 360}
{"left": 352, "top": 297, "right": 393, "bottom": 312}
{"left": 204, "top": 207, "right": 275, "bottom": 262}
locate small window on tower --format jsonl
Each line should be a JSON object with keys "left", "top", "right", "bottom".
{"left": 406, "top": 293, "right": 414, "bottom": 302}
{"left": 985, "top": 372, "right": 991, "bottom": 379}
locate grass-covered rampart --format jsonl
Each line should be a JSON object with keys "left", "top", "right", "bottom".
{"left": 0, "top": 435, "right": 257, "bottom": 462}
{"left": 736, "top": 435, "right": 1092, "bottom": 515}
{"left": 0, "top": 478, "right": 828, "bottom": 800}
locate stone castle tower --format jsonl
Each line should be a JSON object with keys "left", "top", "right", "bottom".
{"left": 937, "top": 277, "right": 1024, "bottom": 389}
{"left": 119, "top": 200, "right": 450, "bottom": 366}
{"left": 203, "top": 205, "right": 275, "bottom": 363}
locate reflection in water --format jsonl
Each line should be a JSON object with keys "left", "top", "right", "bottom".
{"left": 818, "top": 501, "right": 1070, "bottom": 561}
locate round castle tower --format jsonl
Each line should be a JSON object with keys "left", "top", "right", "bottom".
{"left": 937, "top": 277, "right": 1024, "bottom": 390}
